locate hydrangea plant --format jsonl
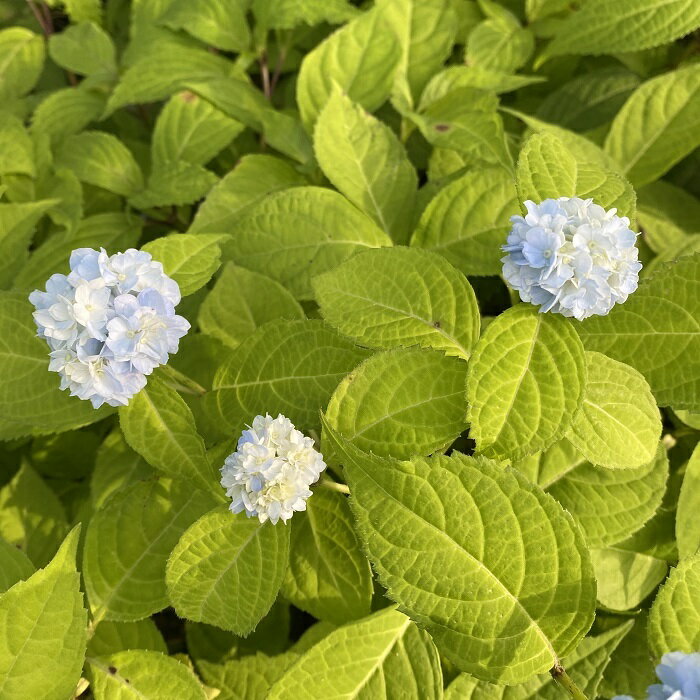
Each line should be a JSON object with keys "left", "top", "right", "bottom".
{"left": 0, "top": 1, "right": 699, "bottom": 699}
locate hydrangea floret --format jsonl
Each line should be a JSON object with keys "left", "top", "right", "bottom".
{"left": 220, "top": 414, "right": 327, "bottom": 525}
{"left": 614, "top": 651, "right": 700, "bottom": 700}
{"left": 29, "top": 248, "right": 189, "bottom": 408}
{"left": 502, "top": 197, "right": 642, "bottom": 320}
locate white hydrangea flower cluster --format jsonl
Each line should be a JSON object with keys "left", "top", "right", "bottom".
{"left": 29, "top": 248, "right": 190, "bottom": 408}
{"left": 614, "top": 651, "right": 700, "bottom": 700}
{"left": 502, "top": 197, "right": 642, "bottom": 320}
{"left": 220, "top": 414, "right": 327, "bottom": 525}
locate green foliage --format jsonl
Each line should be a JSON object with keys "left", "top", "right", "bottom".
{"left": 1, "top": 0, "right": 699, "bottom": 693}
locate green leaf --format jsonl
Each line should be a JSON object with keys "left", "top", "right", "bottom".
{"left": 541, "top": 0, "right": 700, "bottom": 60}
{"left": 604, "top": 65, "right": 700, "bottom": 188}
{"left": 0, "top": 293, "right": 112, "bottom": 439}
{"left": 467, "top": 304, "right": 587, "bottom": 460}
{"left": 91, "top": 430, "right": 154, "bottom": 509}
{"left": 224, "top": 186, "right": 391, "bottom": 300}
{"left": 130, "top": 160, "right": 219, "bottom": 209}
{"left": 281, "top": 488, "right": 372, "bottom": 625}
{"left": 648, "top": 554, "right": 700, "bottom": 657}
{"left": 0, "top": 28, "right": 45, "bottom": 101}
{"left": 637, "top": 180, "right": 700, "bottom": 254}
{"left": 206, "top": 320, "right": 370, "bottom": 436}
{"left": 409, "top": 88, "right": 512, "bottom": 171}
{"left": 62, "top": 0, "right": 102, "bottom": 24}
{"left": 198, "top": 263, "right": 304, "bottom": 349}
{"left": 677, "top": 442, "right": 700, "bottom": 560}
{"left": 87, "top": 650, "right": 207, "bottom": 699}
{"left": 55, "top": 131, "right": 144, "bottom": 197}
{"left": 0, "top": 112, "right": 34, "bottom": 177}
{"left": 0, "top": 527, "right": 86, "bottom": 700}
{"left": 0, "top": 463, "right": 67, "bottom": 567}
{"left": 516, "top": 133, "right": 636, "bottom": 219}
{"left": 325, "top": 347, "right": 468, "bottom": 459}
{"left": 16, "top": 211, "right": 141, "bottom": 291}
{"left": 48, "top": 22, "right": 116, "bottom": 78}
{"left": 166, "top": 506, "right": 290, "bottom": 634}
{"left": 519, "top": 440, "right": 668, "bottom": 549}
{"left": 577, "top": 254, "right": 700, "bottom": 411}
{"left": 84, "top": 477, "right": 217, "bottom": 623}
{"left": 420, "top": 66, "right": 544, "bottom": 102}
{"left": 297, "top": 6, "right": 402, "bottom": 127}
{"left": 322, "top": 422, "right": 596, "bottom": 684}
{"left": 31, "top": 86, "right": 106, "bottom": 142}
{"left": 189, "top": 155, "right": 306, "bottom": 234}
{"left": 87, "top": 619, "right": 167, "bottom": 657}
{"left": 446, "top": 622, "right": 632, "bottom": 699}
{"left": 590, "top": 547, "right": 668, "bottom": 612}
{"left": 152, "top": 91, "right": 243, "bottom": 168}
{"left": 269, "top": 608, "right": 442, "bottom": 699}
{"left": 119, "top": 374, "right": 221, "bottom": 494}
{"left": 380, "top": 0, "right": 458, "bottom": 105}
{"left": 566, "top": 352, "right": 661, "bottom": 469}
{"left": 314, "top": 90, "right": 418, "bottom": 243}
{"left": 411, "top": 166, "right": 520, "bottom": 276}
{"left": 161, "top": 0, "right": 251, "bottom": 53}
{"left": 466, "top": 6, "right": 533, "bottom": 73}
{"left": 0, "top": 539, "right": 34, "bottom": 593}
{"left": 142, "top": 233, "right": 226, "bottom": 297}
{"left": 313, "top": 246, "right": 480, "bottom": 359}
{"left": 253, "top": 0, "right": 358, "bottom": 30}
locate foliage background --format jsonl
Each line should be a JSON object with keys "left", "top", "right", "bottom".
{"left": 0, "top": 0, "right": 699, "bottom": 698}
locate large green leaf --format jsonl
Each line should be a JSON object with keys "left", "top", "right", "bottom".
{"left": 141, "top": 233, "right": 226, "bottom": 297}
{"left": 590, "top": 547, "right": 668, "bottom": 611}
{"left": 152, "top": 91, "right": 242, "bottom": 167}
{"left": 206, "top": 320, "right": 370, "bottom": 436}
{"left": 648, "top": 554, "right": 700, "bottom": 657}
{"left": 83, "top": 477, "right": 217, "bottom": 623}
{"left": 0, "top": 463, "right": 67, "bottom": 568}
{"left": 0, "top": 28, "right": 45, "bottom": 101}
{"left": 31, "top": 86, "right": 106, "bottom": 142}
{"left": 87, "top": 650, "right": 207, "bottom": 699}
{"left": 119, "top": 373, "right": 221, "bottom": 494}
{"left": 88, "top": 619, "right": 167, "bottom": 657}
{"left": 314, "top": 90, "right": 417, "bottom": 243}
{"left": 566, "top": 352, "right": 661, "bottom": 469}
{"left": 252, "top": 0, "right": 359, "bottom": 30}
{"left": 445, "top": 622, "right": 632, "bottom": 699}
{"left": 281, "top": 488, "right": 373, "bottom": 625}
{"left": 198, "top": 264, "right": 304, "bottom": 349}
{"left": 224, "top": 186, "right": 391, "bottom": 300}
{"left": 516, "top": 133, "right": 636, "bottom": 219}
{"left": 313, "top": 246, "right": 480, "bottom": 359}
{"left": 323, "top": 421, "right": 596, "bottom": 684}
{"left": 577, "top": 254, "right": 700, "bottom": 411}
{"left": 0, "top": 539, "right": 34, "bottom": 593}
{"left": 166, "top": 506, "right": 290, "bottom": 634}
{"left": 325, "top": 347, "right": 468, "bottom": 458}
{"left": 411, "top": 166, "right": 520, "bottom": 276}
{"left": 0, "top": 293, "right": 112, "bottom": 439}
{"left": 269, "top": 608, "right": 442, "bottom": 699}
{"left": 55, "top": 131, "right": 143, "bottom": 197}
{"left": 48, "top": 22, "right": 116, "bottom": 79}
{"left": 542, "top": 0, "right": 700, "bottom": 60}
{"left": 0, "top": 528, "right": 86, "bottom": 700}
{"left": 467, "top": 304, "right": 587, "bottom": 460}
{"left": 188, "top": 154, "right": 306, "bottom": 234}
{"left": 297, "top": 6, "right": 402, "bottom": 127}
{"left": 130, "top": 160, "right": 219, "bottom": 209}
{"left": 677, "top": 443, "right": 700, "bottom": 560}
{"left": 517, "top": 439, "right": 668, "bottom": 548}
{"left": 605, "top": 65, "right": 700, "bottom": 188}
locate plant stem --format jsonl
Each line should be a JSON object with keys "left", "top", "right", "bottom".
{"left": 550, "top": 664, "right": 588, "bottom": 700}
{"left": 319, "top": 477, "right": 350, "bottom": 495}
{"left": 159, "top": 364, "right": 207, "bottom": 396}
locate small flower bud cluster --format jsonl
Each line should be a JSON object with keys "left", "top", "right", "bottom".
{"left": 502, "top": 197, "right": 642, "bottom": 320}
{"left": 220, "top": 414, "right": 327, "bottom": 525}
{"left": 613, "top": 651, "right": 700, "bottom": 699}
{"left": 29, "top": 248, "right": 189, "bottom": 408}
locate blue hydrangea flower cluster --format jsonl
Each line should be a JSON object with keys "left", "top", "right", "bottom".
{"left": 614, "top": 651, "right": 700, "bottom": 700}
{"left": 502, "top": 197, "right": 642, "bottom": 320}
{"left": 29, "top": 248, "right": 189, "bottom": 408}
